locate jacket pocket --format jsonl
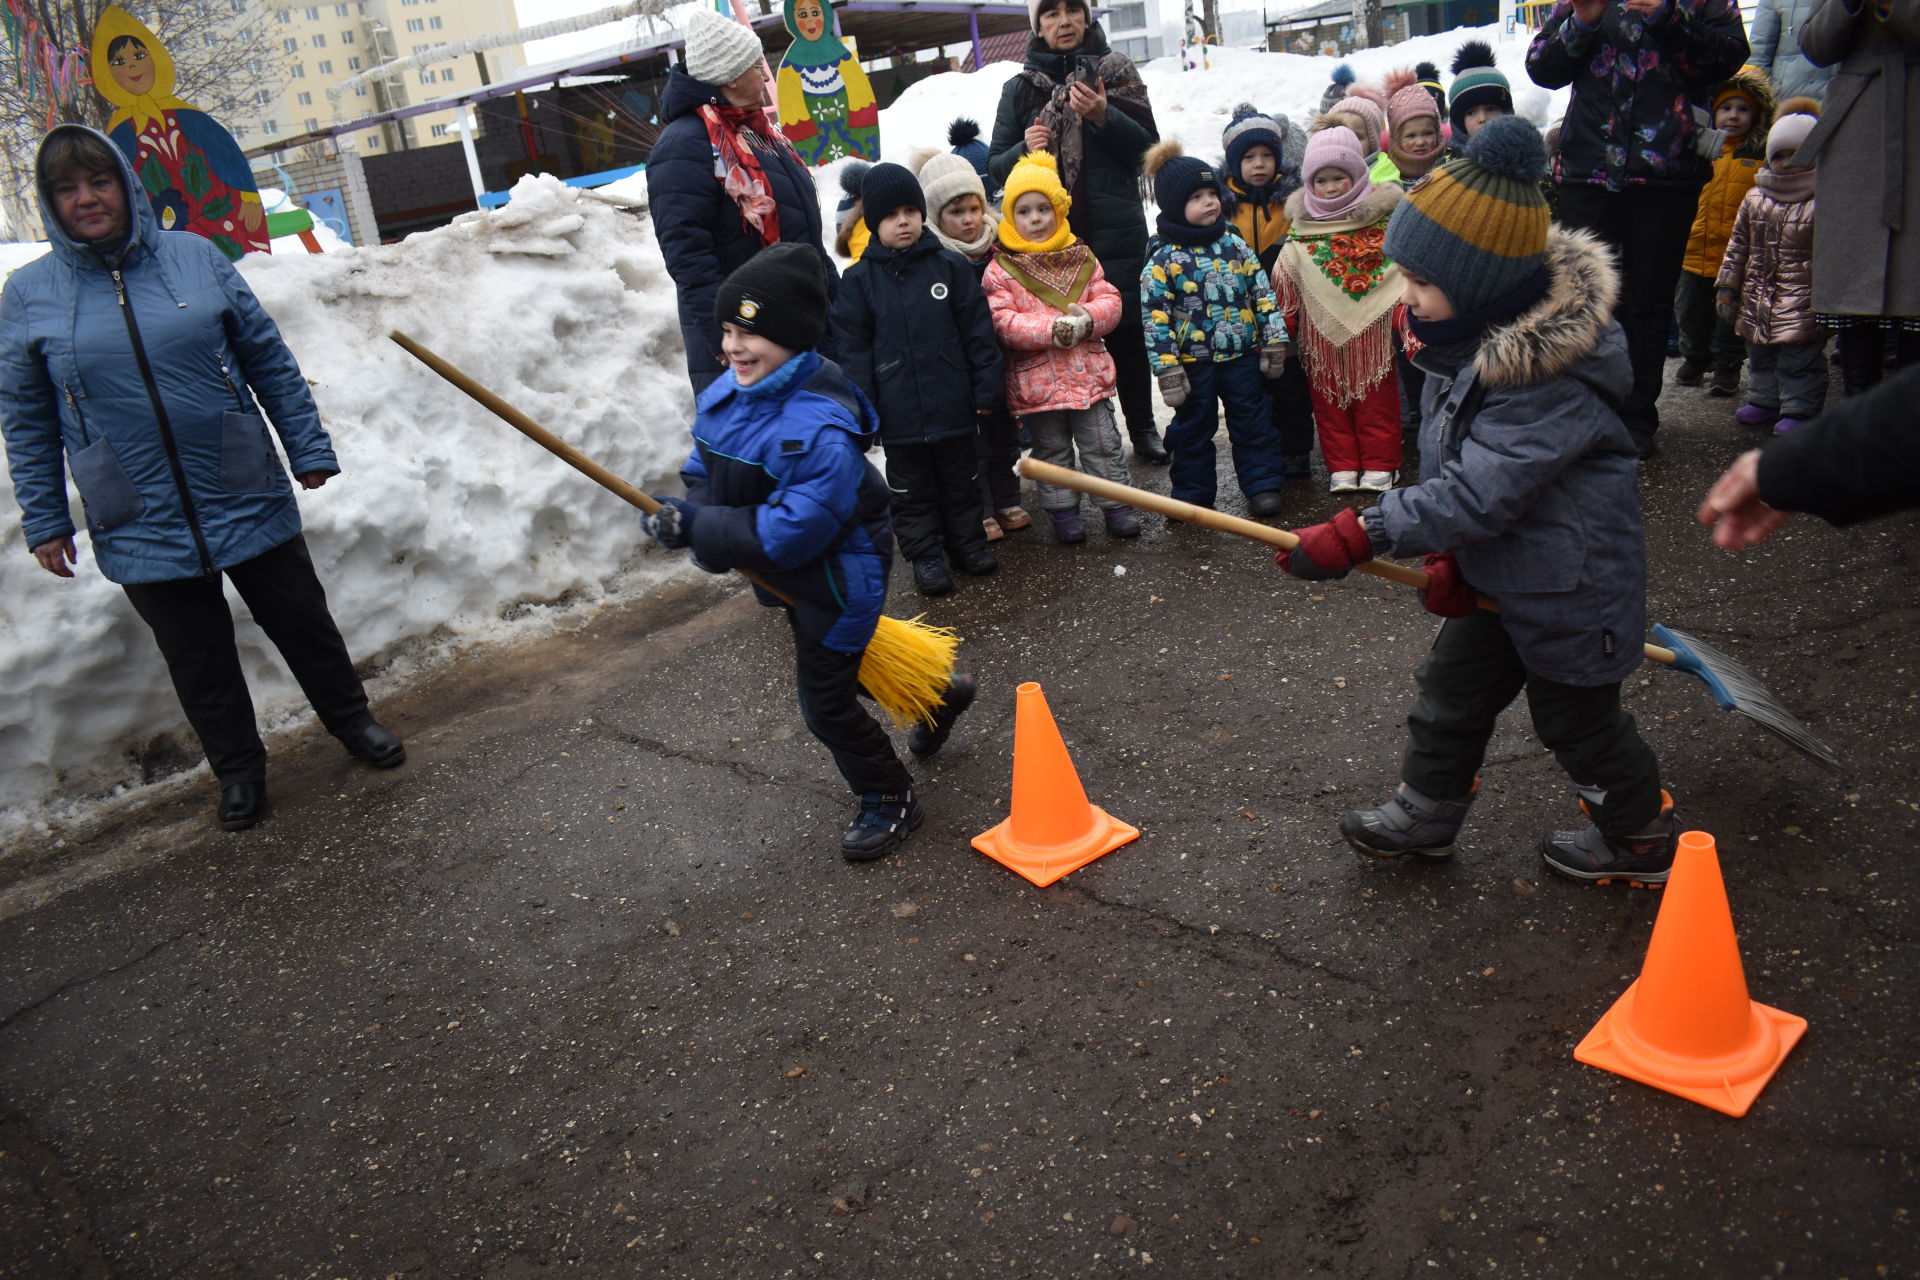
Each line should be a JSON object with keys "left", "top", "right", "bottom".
{"left": 1457, "top": 526, "right": 1582, "bottom": 595}
{"left": 219, "top": 411, "right": 283, "bottom": 493}
{"left": 69, "top": 438, "right": 145, "bottom": 532}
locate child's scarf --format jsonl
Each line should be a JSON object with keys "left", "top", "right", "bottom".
{"left": 997, "top": 211, "right": 1075, "bottom": 255}
{"left": 995, "top": 240, "right": 1098, "bottom": 312}
{"left": 931, "top": 218, "right": 998, "bottom": 259}
{"left": 1154, "top": 209, "right": 1223, "bottom": 247}
{"left": 1302, "top": 170, "right": 1373, "bottom": 222}
{"left": 700, "top": 103, "right": 802, "bottom": 245}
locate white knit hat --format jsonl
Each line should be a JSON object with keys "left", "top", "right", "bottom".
{"left": 683, "top": 7, "right": 763, "bottom": 89}
{"left": 917, "top": 151, "right": 986, "bottom": 218}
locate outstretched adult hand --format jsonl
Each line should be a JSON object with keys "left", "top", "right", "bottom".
{"left": 1697, "top": 448, "right": 1792, "bottom": 548}
{"left": 32, "top": 536, "right": 76, "bottom": 578}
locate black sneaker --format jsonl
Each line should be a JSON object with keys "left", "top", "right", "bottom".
{"left": 1541, "top": 792, "right": 1678, "bottom": 887}
{"left": 840, "top": 788, "right": 925, "bottom": 862}
{"left": 1247, "top": 490, "right": 1285, "bottom": 517}
{"left": 1709, "top": 365, "right": 1740, "bottom": 397}
{"left": 908, "top": 674, "right": 976, "bottom": 758}
{"left": 1339, "top": 780, "right": 1475, "bottom": 862}
{"left": 912, "top": 553, "right": 954, "bottom": 596}
{"left": 957, "top": 549, "right": 999, "bottom": 576}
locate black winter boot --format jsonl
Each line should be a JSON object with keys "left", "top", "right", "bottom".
{"left": 912, "top": 553, "right": 954, "bottom": 596}
{"left": 1540, "top": 790, "right": 1678, "bottom": 887}
{"left": 840, "top": 788, "right": 924, "bottom": 862}
{"left": 1129, "top": 426, "right": 1169, "bottom": 465}
{"left": 1339, "top": 780, "right": 1476, "bottom": 862}
{"left": 908, "top": 675, "right": 976, "bottom": 758}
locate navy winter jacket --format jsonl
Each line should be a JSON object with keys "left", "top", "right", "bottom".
{"left": 1, "top": 124, "right": 337, "bottom": 586}
{"left": 681, "top": 350, "right": 894, "bottom": 653}
{"left": 646, "top": 68, "right": 838, "bottom": 394}
{"left": 1370, "top": 229, "right": 1646, "bottom": 686}
{"left": 828, "top": 228, "right": 1002, "bottom": 446}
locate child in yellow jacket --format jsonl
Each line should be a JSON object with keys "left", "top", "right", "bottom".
{"left": 1673, "top": 67, "right": 1773, "bottom": 396}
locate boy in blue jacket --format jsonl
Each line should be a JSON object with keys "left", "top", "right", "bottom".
{"left": 640, "top": 245, "right": 974, "bottom": 862}
{"left": 1274, "top": 119, "right": 1678, "bottom": 887}
{"left": 830, "top": 163, "right": 1004, "bottom": 596}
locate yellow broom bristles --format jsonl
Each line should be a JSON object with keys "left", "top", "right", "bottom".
{"left": 860, "top": 613, "right": 962, "bottom": 727}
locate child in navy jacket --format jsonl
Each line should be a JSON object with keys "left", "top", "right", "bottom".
{"left": 639, "top": 245, "right": 975, "bottom": 862}
{"left": 831, "top": 163, "right": 1004, "bottom": 596}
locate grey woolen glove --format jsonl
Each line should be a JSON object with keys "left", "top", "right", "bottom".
{"left": 1051, "top": 315, "right": 1078, "bottom": 348}
{"left": 1156, "top": 366, "right": 1190, "bottom": 409}
{"left": 1259, "top": 344, "right": 1290, "bottom": 379}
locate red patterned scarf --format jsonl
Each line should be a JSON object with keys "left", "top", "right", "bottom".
{"left": 700, "top": 103, "right": 800, "bottom": 246}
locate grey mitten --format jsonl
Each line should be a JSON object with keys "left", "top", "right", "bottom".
{"left": 1051, "top": 315, "right": 1078, "bottom": 348}
{"left": 1066, "top": 303, "right": 1094, "bottom": 345}
{"left": 1259, "top": 344, "right": 1290, "bottom": 379}
{"left": 1156, "top": 366, "right": 1190, "bottom": 409}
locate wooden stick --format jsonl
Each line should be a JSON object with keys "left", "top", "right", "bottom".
{"left": 1017, "top": 458, "right": 1683, "bottom": 667}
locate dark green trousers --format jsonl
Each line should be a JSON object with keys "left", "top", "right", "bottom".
{"left": 1400, "top": 610, "right": 1663, "bottom": 836}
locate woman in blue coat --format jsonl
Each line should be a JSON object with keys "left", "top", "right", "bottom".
{"left": 1, "top": 125, "right": 403, "bottom": 831}
{"left": 647, "top": 7, "right": 838, "bottom": 395}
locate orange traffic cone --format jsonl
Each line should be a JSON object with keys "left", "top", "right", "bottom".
{"left": 972, "top": 682, "right": 1139, "bottom": 887}
{"left": 1574, "top": 830, "right": 1806, "bottom": 1116}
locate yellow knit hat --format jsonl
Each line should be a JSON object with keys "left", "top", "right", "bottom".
{"left": 998, "top": 149, "right": 1075, "bottom": 251}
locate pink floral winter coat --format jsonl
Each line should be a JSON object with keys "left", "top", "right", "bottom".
{"left": 982, "top": 249, "right": 1123, "bottom": 417}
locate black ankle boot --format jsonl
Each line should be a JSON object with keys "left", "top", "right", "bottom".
{"left": 218, "top": 780, "right": 269, "bottom": 831}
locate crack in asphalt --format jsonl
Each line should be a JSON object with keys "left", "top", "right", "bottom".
{"left": 0, "top": 931, "right": 190, "bottom": 1038}
{"left": 588, "top": 724, "right": 844, "bottom": 805}
{"left": 1050, "top": 880, "right": 1384, "bottom": 995}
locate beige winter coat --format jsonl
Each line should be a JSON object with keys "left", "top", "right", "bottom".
{"left": 1716, "top": 167, "right": 1821, "bottom": 345}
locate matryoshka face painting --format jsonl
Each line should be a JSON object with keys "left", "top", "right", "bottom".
{"left": 107, "top": 36, "right": 155, "bottom": 95}
{"left": 793, "top": 0, "right": 827, "bottom": 42}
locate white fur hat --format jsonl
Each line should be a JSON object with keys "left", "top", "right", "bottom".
{"left": 917, "top": 151, "right": 987, "bottom": 218}
{"left": 683, "top": 7, "right": 763, "bottom": 89}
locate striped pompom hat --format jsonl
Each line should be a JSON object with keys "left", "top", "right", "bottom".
{"left": 1383, "top": 115, "right": 1549, "bottom": 315}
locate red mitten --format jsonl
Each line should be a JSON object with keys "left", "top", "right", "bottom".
{"left": 1274, "top": 508, "right": 1372, "bottom": 580}
{"left": 1419, "top": 552, "right": 1477, "bottom": 617}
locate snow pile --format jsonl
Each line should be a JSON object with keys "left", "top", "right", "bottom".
{"left": 0, "top": 175, "right": 697, "bottom": 838}
{"left": 809, "top": 23, "right": 1561, "bottom": 234}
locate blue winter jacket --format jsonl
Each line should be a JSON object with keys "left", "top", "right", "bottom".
{"left": 1369, "top": 229, "right": 1646, "bottom": 687}
{"left": 681, "top": 350, "right": 894, "bottom": 653}
{"left": 828, "top": 228, "right": 1003, "bottom": 447}
{"left": 1, "top": 124, "right": 336, "bottom": 586}
{"left": 646, "top": 67, "right": 839, "bottom": 394}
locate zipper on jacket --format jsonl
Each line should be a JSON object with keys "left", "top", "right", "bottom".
{"left": 62, "top": 381, "right": 92, "bottom": 447}
{"left": 114, "top": 268, "right": 215, "bottom": 577}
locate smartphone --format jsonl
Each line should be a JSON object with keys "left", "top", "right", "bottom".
{"left": 1075, "top": 53, "right": 1101, "bottom": 85}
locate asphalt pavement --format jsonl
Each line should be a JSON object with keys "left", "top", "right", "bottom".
{"left": 2, "top": 372, "right": 1916, "bottom": 1280}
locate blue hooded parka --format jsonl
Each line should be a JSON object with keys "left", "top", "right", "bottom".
{"left": 1, "top": 124, "right": 336, "bottom": 585}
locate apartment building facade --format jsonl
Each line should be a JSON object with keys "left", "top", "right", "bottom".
{"left": 239, "top": 0, "right": 525, "bottom": 159}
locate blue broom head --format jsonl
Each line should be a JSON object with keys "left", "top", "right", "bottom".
{"left": 1653, "top": 624, "right": 1841, "bottom": 773}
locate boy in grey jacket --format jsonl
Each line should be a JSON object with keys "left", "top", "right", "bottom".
{"left": 1273, "top": 119, "right": 1677, "bottom": 887}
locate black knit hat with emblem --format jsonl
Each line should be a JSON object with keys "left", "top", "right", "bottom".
{"left": 713, "top": 242, "right": 826, "bottom": 353}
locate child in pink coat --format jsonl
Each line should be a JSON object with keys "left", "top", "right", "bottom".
{"left": 981, "top": 150, "right": 1139, "bottom": 542}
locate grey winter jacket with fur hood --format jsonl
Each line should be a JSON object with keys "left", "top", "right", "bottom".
{"left": 1368, "top": 228, "right": 1646, "bottom": 686}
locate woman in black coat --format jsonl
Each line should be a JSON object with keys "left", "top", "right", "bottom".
{"left": 647, "top": 8, "right": 837, "bottom": 395}
{"left": 987, "top": 0, "right": 1164, "bottom": 464}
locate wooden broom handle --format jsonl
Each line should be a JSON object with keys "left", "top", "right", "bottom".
{"left": 389, "top": 330, "right": 800, "bottom": 606}
{"left": 1016, "top": 459, "right": 1680, "bottom": 665}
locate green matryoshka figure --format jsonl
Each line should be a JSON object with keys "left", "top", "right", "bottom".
{"left": 774, "top": 0, "right": 879, "bottom": 166}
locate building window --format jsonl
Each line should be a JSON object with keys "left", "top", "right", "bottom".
{"left": 289, "top": 62, "right": 305, "bottom": 77}
{"left": 405, "top": 17, "right": 422, "bottom": 30}
{"left": 297, "top": 90, "right": 312, "bottom": 104}
{"left": 335, "top": 2, "right": 347, "bottom": 12}
{"left": 304, "top": 5, "right": 318, "bottom": 17}
{"left": 305, "top": 116, "right": 319, "bottom": 131}
{"left": 354, "top": 84, "right": 367, "bottom": 95}
{"left": 282, "top": 36, "right": 298, "bottom": 50}
{"left": 411, "top": 43, "right": 427, "bottom": 53}
{"left": 340, "top": 29, "right": 353, "bottom": 42}
{"left": 367, "top": 135, "right": 380, "bottom": 148}
{"left": 428, "top": 15, "right": 441, "bottom": 27}
{"left": 429, "top": 123, "right": 448, "bottom": 137}
{"left": 318, "top": 58, "right": 332, "bottom": 72}
{"left": 275, "top": 8, "right": 289, "bottom": 21}
{"left": 311, "top": 32, "right": 325, "bottom": 45}
{"left": 438, "top": 67, "right": 453, "bottom": 80}
{"left": 419, "top": 70, "right": 434, "bottom": 85}
{"left": 264, "top": 119, "right": 279, "bottom": 134}
{"left": 1109, "top": 2, "right": 1145, "bottom": 29}
{"left": 348, "top": 55, "right": 361, "bottom": 69}
{"left": 233, "top": 123, "right": 248, "bottom": 137}
{"left": 255, "top": 88, "right": 273, "bottom": 103}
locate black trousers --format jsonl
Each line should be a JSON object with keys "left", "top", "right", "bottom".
{"left": 1837, "top": 322, "right": 1920, "bottom": 395}
{"left": 787, "top": 611, "right": 912, "bottom": 797}
{"left": 1672, "top": 270, "right": 1745, "bottom": 372}
{"left": 885, "top": 435, "right": 989, "bottom": 562}
{"left": 974, "top": 407, "right": 1023, "bottom": 513}
{"left": 1399, "top": 609, "right": 1663, "bottom": 837}
{"left": 121, "top": 533, "right": 373, "bottom": 786}
{"left": 1554, "top": 183, "right": 1700, "bottom": 447}
{"left": 1106, "top": 314, "right": 1157, "bottom": 441}
{"left": 1266, "top": 350, "right": 1316, "bottom": 457}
